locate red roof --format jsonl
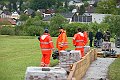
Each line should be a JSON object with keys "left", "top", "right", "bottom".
{"left": 0, "top": 18, "right": 3, "bottom": 22}
{"left": 8, "top": 19, "right": 16, "bottom": 25}
{"left": 0, "top": 18, "right": 16, "bottom": 25}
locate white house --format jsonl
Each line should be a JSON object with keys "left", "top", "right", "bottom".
{"left": 11, "top": 11, "right": 20, "bottom": 19}
{"left": 68, "top": 0, "right": 84, "bottom": 7}
{"left": 91, "top": 13, "right": 111, "bottom": 23}
{"left": 0, "top": 11, "right": 11, "bottom": 18}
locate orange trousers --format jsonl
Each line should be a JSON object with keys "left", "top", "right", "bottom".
{"left": 41, "top": 50, "right": 51, "bottom": 67}
{"left": 75, "top": 48, "right": 84, "bottom": 57}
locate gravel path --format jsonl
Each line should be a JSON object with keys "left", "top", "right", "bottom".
{"left": 82, "top": 58, "right": 116, "bottom": 80}
{"left": 82, "top": 42, "right": 119, "bottom": 80}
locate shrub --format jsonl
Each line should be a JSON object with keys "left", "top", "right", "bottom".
{"left": 64, "top": 23, "right": 89, "bottom": 37}
{"left": 27, "top": 25, "right": 44, "bottom": 36}
{"left": 0, "top": 26, "right": 15, "bottom": 35}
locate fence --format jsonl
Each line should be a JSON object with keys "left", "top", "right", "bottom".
{"left": 67, "top": 49, "right": 97, "bottom": 80}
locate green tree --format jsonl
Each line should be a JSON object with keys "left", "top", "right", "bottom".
{"left": 64, "top": 0, "right": 68, "bottom": 8}
{"left": 56, "top": 0, "right": 63, "bottom": 8}
{"left": 50, "top": 14, "right": 68, "bottom": 36}
{"left": 68, "top": 5, "right": 76, "bottom": 11}
{"left": 19, "top": 13, "right": 29, "bottom": 21}
{"left": 78, "top": 5, "right": 85, "bottom": 15}
{"left": 21, "top": 1, "right": 31, "bottom": 11}
{"left": 64, "top": 23, "right": 88, "bottom": 37}
{"left": 35, "top": 11, "right": 43, "bottom": 20}
{"left": 103, "top": 15, "right": 120, "bottom": 36}
{"left": 30, "top": 0, "right": 56, "bottom": 10}
{"left": 96, "top": 0, "right": 117, "bottom": 14}
{"left": 56, "top": 6, "right": 68, "bottom": 13}
{"left": 9, "top": 0, "right": 18, "bottom": 11}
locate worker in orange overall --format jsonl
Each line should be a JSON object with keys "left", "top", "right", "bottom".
{"left": 38, "top": 29, "right": 54, "bottom": 67}
{"left": 83, "top": 31, "right": 88, "bottom": 45}
{"left": 56, "top": 27, "right": 68, "bottom": 52}
{"left": 73, "top": 28, "right": 85, "bottom": 57}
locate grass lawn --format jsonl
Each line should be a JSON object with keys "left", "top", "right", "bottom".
{"left": 0, "top": 35, "right": 74, "bottom": 80}
{"left": 108, "top": 58, "right": 120, "bottom": 80}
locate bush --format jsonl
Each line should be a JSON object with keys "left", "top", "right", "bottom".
{"left": 27, "top": 25, "right": 44, "bottom": 36}
{"left": 0, "top": 26, "right": 15, "bottom": 35}
{"left": 64, "top": 23, "right": 89, "bottom": 37}
{"left": 15, "top": 25, "right": 28, "bottom": 36}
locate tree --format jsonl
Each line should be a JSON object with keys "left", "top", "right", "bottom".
{"left": 56, "top": 0, "right": 63, "bottom": 8}
{"left": 96, "top": 0, "right": 117, "bottom": 14}
{"left": 9, "top": 0, "right": 18, "bottom": 11}
{"left": 35, "top": 11, "right": 43, "bottom": 20}
{"left": 103, "top": 15, "right": 120, "bottom": 36}
{"left": 78, "top": 5, "right": 85, "bottom": 15}
{"left": 19, "top": 13, "right": 29, "bottom": 21}
{"left": 64, "top": 0, "right": 68, "bottom": 8}
{"left": 64, "top": 23, "right": 89, "bottom": 37}
{"left": 68, "top": 5, "right": 76, "bottom": 11}
{"left": 56, "top": 6, "right": 68, "bottom": 13}
{"left": 30, "top": 0, "right": 56, "bottom": 10}
{"left": 50, "top": 14, "right": 68, "bottom": 36}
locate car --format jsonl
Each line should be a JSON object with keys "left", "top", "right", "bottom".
{"left": 115, "top": 36, "right": 120, "bottom": 48}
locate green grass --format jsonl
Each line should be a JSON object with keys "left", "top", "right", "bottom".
{"left": 0, "top": 35, "right": 74, "bottom": 80}
{"left": 108, "top": 58, "right": 120, "bottom": 80}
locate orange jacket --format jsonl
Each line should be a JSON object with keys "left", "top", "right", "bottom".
{"left": 83, "top": 31, "right": 88, "bottom": 45}
{"left": 73, "top": 32, "right": 85, "bottom": 57}
{"left": 73, "top": 32, "right": 85, "bottom": 47}
{"left": 40, "top": 33, "right": 54, "bottom": 53}
{"left": 56, "top": 30, "right": 68, "bottom": 51}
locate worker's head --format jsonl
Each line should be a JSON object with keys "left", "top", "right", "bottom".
{"left": 77, "top": 28, "right": 82, "bottom": 32}
{"left": 44, "top": 28, "right": 49, "bottom": 33}
{"left": 59, "top": 26, "right": 63, "bottom": 33}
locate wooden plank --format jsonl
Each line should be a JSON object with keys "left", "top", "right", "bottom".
{"left": 67, "top": 49, "right": 97, "bottom": 80}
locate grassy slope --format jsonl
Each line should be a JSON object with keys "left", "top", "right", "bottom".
{"left": 108, "top": 58, "right": 120, "bottom": 80}
{"left": 0, "top": 35, "right": 74, "bottom": 80}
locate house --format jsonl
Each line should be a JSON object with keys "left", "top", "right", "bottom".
{"left": 11, "top": 11, "right": 20, "bottom": 19}
{"left": 87, "top": 0, "right": 95, "bottom": 5}
{"left": 3, "top": 6, "right": 7, "bottom": 10}
{"left": 0, "top": 18, "right": 16, "bottom": 26}
{"left": 72, "top": 9, "right": 77, "bottom": 13}
{"left": 24, "top": 8, "right": 35, "bottom": 17}
{"left": 69, "top": 0, "right": 84, "bottom": 7}
{"left": 91, "top": 13, "right": 111, "bottom": 23}
{"left": 85, "top": 5, "right": 95, "bottom": 13}
{"left": 0, "top": 4, "right": 3, "bottom": 9}
{"left": 37, "top": 9, "right": 45, "bottom": 14}
{"left": 0, "top": 10, "right": 11, "bottom": 18}
{"left": 72, "top": 13, "right": 92, "bottom": 23}
{"left": 42, "top": 9, "right": 55, "bottom": 17}
{"left": 43, "top": 12, "right": 74, "bottom": 23}
{"left": 42, "top": 16, "right": 52, "bottom": 23}
{"left": 0, "top": 10, "right": 3, "bottom": 15}
{"left": 60, "top": 12, "right": 74, "bottom": 23}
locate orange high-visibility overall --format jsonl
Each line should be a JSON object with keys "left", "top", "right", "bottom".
{"left": 40, "top": 33, "right": 54, "bottom": 67}
{"left": 73, "top": 32, "right": 85, "bottom": 57}
{"left": 83, "top": 31, "right": 88, "bottom": 45}
{"left": 56, "top": 30, "right": 68, "bottom": 51}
